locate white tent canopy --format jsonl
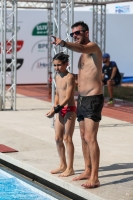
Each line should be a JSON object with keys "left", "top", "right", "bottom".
{"left": 1, "top": 0, "right": 133, "bottom": 9}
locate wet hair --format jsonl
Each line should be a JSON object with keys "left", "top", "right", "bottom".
{"left": 53, "top": 52, "right": 69, "bottom": 64}
{"left": 71, "top": 21, "right": 89, "bottom": 31}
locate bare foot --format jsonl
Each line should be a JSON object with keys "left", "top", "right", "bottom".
{"left": 59, "top": 168, "right": 74, "bottom": 177}
{"left": 51, "top": 166, "right": 67, "bottom": 174}
{"left": 81, "top": 179, "right": 100, "bottom": 189}
{"left": 72, "top": 171, "right": 90, "bottom": 181}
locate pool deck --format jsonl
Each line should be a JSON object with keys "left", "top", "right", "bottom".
{"left": 0, "top": 87, "right": 133, "bottom": 200}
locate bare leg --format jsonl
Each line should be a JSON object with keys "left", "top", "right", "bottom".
{"left": 59, "top": 112, "right": 76, "bottom": 177}
{"left": 81, "top": 118, "right": 100, "bottom": 188}
{"left": 73, "top": 120, "right": 91, "bottom": 181}
{"left": 51, "top": 114, "right": 67, "bottom": 174}
{"left": 107, "top": 80, "right": 115, "bottom": 99}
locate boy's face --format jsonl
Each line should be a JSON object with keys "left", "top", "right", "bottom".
{"left": 53, "top": 59, "right": 68, "bottom": 73}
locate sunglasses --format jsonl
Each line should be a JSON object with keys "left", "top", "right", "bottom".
{"left": 70, "top": 30, "right": 85, "bottom": 37}
{"left": 53, "top": 64, "right": 62, "bottom": 67}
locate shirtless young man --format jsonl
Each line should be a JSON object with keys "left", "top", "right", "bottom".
{"left": 46, "top": 52, "right": 76, "bottom": 177}
{"left": 51, "top": 21, "right": 104, "bottom": 188}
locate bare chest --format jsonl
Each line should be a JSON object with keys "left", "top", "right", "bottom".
{"left": 56, "top": 77, "right": 67, "bottom": 90}
{"left": 78, "top": 54, "right": 95, "bottom": 69}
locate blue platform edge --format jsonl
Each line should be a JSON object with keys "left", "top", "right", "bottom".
{"left": 122, "top": 77, "right": 133, "bottom": 83}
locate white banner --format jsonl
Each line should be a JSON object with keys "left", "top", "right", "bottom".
{"left": 0, "top": 9, "right": 133, "bottom": 84}
{"left": 4, "top": 10, "right": 49, "bottom": 84}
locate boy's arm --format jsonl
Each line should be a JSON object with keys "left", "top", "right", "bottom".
{"left": 54, "top": 89, "right": 59, "bottom": 106}
{"left": 46, "top": 78, "right": 59, "bottom": 118}
{"left": 49, "top": 89, "right": 59, "bottom": 112}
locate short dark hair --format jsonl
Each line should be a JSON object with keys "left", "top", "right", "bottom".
{"left": 53, "top": 52, "right": 69, "bottom": 64}
{"left": 71, "top": 21, "right": 89, "bottom": 31}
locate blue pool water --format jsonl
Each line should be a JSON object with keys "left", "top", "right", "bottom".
{"left": 0, "top": 168, "right": 57, "bottom": 200}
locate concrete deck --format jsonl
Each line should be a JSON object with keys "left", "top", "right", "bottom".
{"left": 0, "top": 95, "right": 133, "bottom": 200}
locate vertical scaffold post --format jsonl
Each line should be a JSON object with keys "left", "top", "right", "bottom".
{"left": 51, "top": 0, "right": 74, "bottom": 126}
{"left": 0, "top": 0, "right": 17, "bottom": 110}
{"left": 93, "top": 1, "right": 106, "bottom": 53}
{"left": 47, "top": 4, "right": 53, "bottom": 96}
{"left": 0, "top": 0, "right": 6, "bottom": 110}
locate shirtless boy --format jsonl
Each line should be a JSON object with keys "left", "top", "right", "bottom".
{"left": 51, "top": 21, "right": 104, "bottom": 188}
{"left": 46, "top": 52, "right": 76, "bottom": 177}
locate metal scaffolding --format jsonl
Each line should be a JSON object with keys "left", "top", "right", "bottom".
{"left": 93, "top": 3, "right": 106, "bottom": 53}
{"left": 0, "top": 0, "right": 17, "bottom": 111}
{"left": 1, "top": 0, "right": 132, "bottom": 8}
{"left": 0, "top": 0, "right": 132, "bottom": 110}
{"left": 47, "top": 5, "right": 52, "bottom": 95}
{"left": 52, "top": 0, "right": 74, "bottom": 93}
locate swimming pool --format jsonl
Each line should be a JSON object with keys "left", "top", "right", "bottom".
{"left": 0, "top": 167, "right": 57, "bottom": 200}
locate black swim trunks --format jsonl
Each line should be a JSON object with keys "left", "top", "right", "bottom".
{"left": 77, "top": 94, "right": 104, "bottom": 122}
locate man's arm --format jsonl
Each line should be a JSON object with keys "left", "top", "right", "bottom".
{"left": 101, "top": 66, "right": 105, "bottom": 81}
{"left": 101, "top": 73, "right": 105, "bottom": 81}
{"left": 51, "top": 36, "right": 99, "bottom": 54}
{"left": 110, "top": 66, "right": 117, "bottom": 80}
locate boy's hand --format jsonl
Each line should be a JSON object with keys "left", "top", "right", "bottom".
{"left": 46, "top": 109, "right": 55, "bottom": 118}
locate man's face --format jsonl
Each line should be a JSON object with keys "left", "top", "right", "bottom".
{"left": 70, "top": 25, "right": 88, "bottom": 44}
{"left": 102, "top": 57, "right": 109, "bottom": 63}
{"left": 53, "top": 60, "right": 68, "bottom": 74}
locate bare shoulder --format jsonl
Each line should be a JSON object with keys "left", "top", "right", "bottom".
{"left": 67, "top": 72, "right": 74, "bottom": 79}
{"left": 67, "top": 73, "right": 75, "bottom": 82}
{"left": 83, "top": 41, "right": 102, "bottom": 55}
{"left": 87, "top": 41, "right": 96, "bottom": 46}
{"left": 87, "top": 42, "right": 100, "bottom": 50}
